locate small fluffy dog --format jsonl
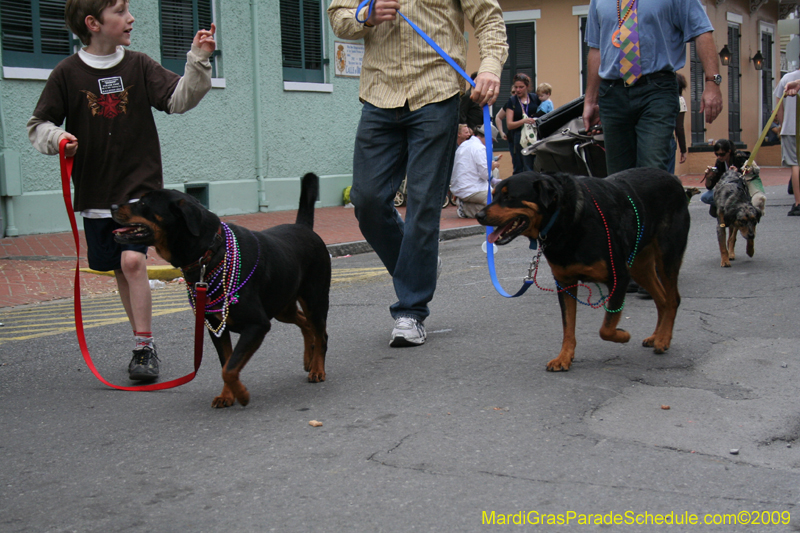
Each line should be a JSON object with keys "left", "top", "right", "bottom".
{"left": 712, "top": 168, "right": 762, "bottom": 268}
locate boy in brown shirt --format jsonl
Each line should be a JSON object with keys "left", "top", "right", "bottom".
{"left": 28, "top": 0, "right": 216, "bottom": 380}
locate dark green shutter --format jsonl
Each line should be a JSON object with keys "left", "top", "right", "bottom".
{"left": 494, "top": 22, "right": 536, "bottom": 151}
{"left": 280, "top": 0, "right": 323, "bottom": 83}
{"left": 160, "top": 0, "right": 214, "bottom": 75}
{"left": 1, "top": 0, "right": 71, "bottom": 68}
{"left": 689, "top": 41, "right": 705, "bottom": 146}
{"left": 727, "top": 26, "right": 741, "bottom": 143}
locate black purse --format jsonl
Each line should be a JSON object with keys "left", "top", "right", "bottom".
{"left": 534, "top": 96, "right": 585, "bottom": 140}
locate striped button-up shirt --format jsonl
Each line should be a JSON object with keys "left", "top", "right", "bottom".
{"left": 328, "top": 0, "right": 508, "bottom": 111}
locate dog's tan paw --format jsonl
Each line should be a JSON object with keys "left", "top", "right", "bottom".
{"left": 211, "top": 393, "right": 236, "bottom": 408}
{"left": 642, "top": 336, "right": 655, "bottom": 348}
{"left": 546, "top": 357, "right": 572, "bottom": 372}
{"left": 600, "top": 327, "right": 630, "bottom": 343}
{"left": 234, "top": 387, "right": 250, "bottom": 407}
{"left": 307, "top": 371, "right": 326, "bottom": 383}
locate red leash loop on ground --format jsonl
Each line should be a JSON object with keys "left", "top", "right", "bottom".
{"left": 59, "top": 138, "right": 204, "bottom": 391}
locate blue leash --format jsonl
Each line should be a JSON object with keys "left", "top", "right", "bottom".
{"left": 355, "top": 0, "right": 531, "bottom": 297}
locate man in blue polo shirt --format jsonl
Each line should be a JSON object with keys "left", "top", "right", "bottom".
{"left": 582, "top": 0, "right": 723, "bottom": 175}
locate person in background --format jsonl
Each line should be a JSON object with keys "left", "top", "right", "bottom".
{"left": 450, "top": 124, "right": 501, "bottom": 219}
{"left": 536, "top": 82, "right": 554, "bottom": 115}
{"left": 774, "top": 72, "right": 800, "bottom": 215}
{"left": 456, "top": 123, "right": 472, "bottom": 146}
{"left": 582, "top": 0, "right": 722, "bottom": 175}
{"left": 700, "top": 139, "right": 734, "bottom": 216}
{"left": 701, "top": 139, "right": 766, "bottom": 217}
{"left": 495, "top": 73, "right": 540, "bottom": 174}
{"left": 328, "top": 0, "right": 508, "bottom": 347}
{"left": 667, "top": 73, "right": 688, "bottom": 175}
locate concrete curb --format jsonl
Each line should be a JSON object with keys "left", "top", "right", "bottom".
{"left": 327, "top": 224, "right": 484, "bottom": 257}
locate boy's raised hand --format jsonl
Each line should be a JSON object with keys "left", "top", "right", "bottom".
{"left": 193, "top": 23, "right": 216, "bottom": 53}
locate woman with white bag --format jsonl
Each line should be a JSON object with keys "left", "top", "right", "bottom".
{"left": 495, "top": 72, "right": 541, "bottom": 174}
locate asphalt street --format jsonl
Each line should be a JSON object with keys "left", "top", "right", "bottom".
{"left": 1, "top": 185, "right": 799, "bottom": 532}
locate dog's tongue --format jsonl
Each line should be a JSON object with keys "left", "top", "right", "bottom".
{"left": 487, "top": 225, "right": 507, "bottom": 244}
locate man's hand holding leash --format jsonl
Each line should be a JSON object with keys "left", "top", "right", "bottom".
{"left": 364, "top": 0, "right": 399, "bottom": 26}
{"left": 471, "top": 72, "right": 501, "bottom": 107}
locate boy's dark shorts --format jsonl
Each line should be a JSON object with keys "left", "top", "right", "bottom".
{"left": 83, "top": 217, "right": 148, "bottom": 271}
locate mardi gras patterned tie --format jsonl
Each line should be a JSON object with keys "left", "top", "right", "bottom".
{"left": 618, "top": 0, "right": 641, "bottom": 86}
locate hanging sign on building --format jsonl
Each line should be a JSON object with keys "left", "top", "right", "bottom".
{"left": 334, "top": 42, "right": 363, "bottom": 78}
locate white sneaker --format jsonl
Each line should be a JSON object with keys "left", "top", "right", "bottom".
{"left": 390, "top": 317, "right": 427, "bottom": 347}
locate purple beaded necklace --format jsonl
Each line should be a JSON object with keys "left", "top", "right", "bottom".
{"left": 186, "top": 222, "right": 260, "bottom": 337}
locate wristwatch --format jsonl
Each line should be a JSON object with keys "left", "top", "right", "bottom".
{"left": 705, "top": 74, "right": 722, "bottom": 85}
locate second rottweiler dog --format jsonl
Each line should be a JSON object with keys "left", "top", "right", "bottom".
{"left": 112, "top": 173, "right": 331, "bottom": 408}
{"left": 713, "top": 168, "right": 762, "bottom": 267}
{"left": 476, "top": 169, "right": 690, "bottom": 372}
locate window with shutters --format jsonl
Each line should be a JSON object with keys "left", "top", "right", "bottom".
{"left": 760, "top": 30, "right": 775, "bottom": 141}
{"left": 280, "top": 0, "right": 323, "bottom": 83}
{"left": 689, "top": 41, "right": 705, "bottom": 146}
{"left": 493, "top": 21, "right": 535, "bottom": 151}
{"left": 727, "top": 25, "right": 741, "bottom": 143}
{"left": 160, "top": 0, "right": 216, "bottom": 76}
{"left": 0, "top": 0, "right": 73, "bottom": 69}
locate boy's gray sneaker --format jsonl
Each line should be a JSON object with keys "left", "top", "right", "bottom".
{"left": 129, "top": 345, "right": 159, "bottom": 381}
{"left": 390, "top": 317, "right": 427, "bottom": 347}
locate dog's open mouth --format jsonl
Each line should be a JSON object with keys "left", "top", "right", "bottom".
{"left": 112, "top": 224, "right": 153, "bottom": 244}
{"left": 487, "top": 216, "right": 529, "bottom": 245}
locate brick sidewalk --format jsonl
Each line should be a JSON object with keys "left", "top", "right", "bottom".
{"left": 0, "top": 169, "right": 791, "bottom": 309}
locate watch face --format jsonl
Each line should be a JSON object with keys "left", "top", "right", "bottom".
{"left": 713, "top": 74, "right": 722, "bottom": 85}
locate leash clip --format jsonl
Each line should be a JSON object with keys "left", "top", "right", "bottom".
{"left": 195, "top": 264, "right": 208, "bottom": 290}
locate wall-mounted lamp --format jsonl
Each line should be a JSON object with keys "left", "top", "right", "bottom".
{"left": 719, "top": 45, "right": 732, "bottom": 66}
{"left": 750, "top": 50, "right": 764, "bottom": 71}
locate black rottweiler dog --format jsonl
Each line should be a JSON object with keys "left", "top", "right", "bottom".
{"left": 112, "top": 173, "right": 331, "bottom": 408}
{"left": 476, "top": 169, "right": 690, "bottom": 372}
{"left": 712, "top": 168, "right": 762, "bottom": 268}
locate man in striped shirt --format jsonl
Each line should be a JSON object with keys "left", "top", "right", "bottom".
{"left": 329, "top": 0, "right": 507, "bottom": 347}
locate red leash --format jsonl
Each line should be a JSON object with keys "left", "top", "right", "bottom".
{"left": 59, "top": 138, "right": 205, "bottom": 391}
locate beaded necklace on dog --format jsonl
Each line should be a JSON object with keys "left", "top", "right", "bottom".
{"left": 526, "top": 190, "right": 643, "bottom": 313}
{"left": 185, "top": 222, "right": 260, "bottom": 337}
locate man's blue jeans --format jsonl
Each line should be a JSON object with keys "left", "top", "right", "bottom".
{"left": 351, "top": 96, "right": 459, "bottom": 321}
{"left": 598, "top": 74, "right": 679, "bottom": 175}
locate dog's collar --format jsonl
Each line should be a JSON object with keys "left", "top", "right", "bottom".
{"left": 180, "top": 225, "right": 225, "bottom": 275}
{"left": 530, "top": 209, "right": 560, "bottom": 250}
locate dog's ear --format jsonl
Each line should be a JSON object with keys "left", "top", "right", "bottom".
{"left": 171, "top": 197, "right": 203, "bottom": 237}
{"left": 532, "top": 176, "right": 560, "bottom": 211}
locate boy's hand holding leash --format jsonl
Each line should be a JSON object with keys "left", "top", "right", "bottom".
{"left": 193, "top": 22, "right": 217, "bottom": 53}
{"left": 59, "top": 132, "right": 78, "bottom": 158}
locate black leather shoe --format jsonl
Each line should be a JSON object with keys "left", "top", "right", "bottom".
{"left": 789, "top": 204, "right": 800, "bottom": 216}
{"left": 129, "top": 345, "right": 159, "bottom": 381}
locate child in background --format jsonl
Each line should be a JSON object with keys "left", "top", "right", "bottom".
{"left": 536, "top": 83, "right": 554, "bottom": 115}
{"left": 27, "top": 0, "right": 216, "bottom": 381}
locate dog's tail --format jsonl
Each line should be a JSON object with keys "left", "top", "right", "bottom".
{"left": 296, "top": 172, "right": 319, "bottom": 228}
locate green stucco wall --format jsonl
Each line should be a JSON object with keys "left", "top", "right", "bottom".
{"left": 0, "top": 0, "right": 362, "bottom": 236}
